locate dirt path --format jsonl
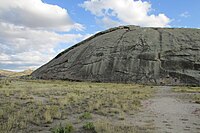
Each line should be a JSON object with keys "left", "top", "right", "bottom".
{"left": 132, "top": 86, "right": 200, "bottom": 133}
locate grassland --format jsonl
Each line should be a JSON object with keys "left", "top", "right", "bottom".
{"left": 0, "top": 69, "right": 33, "bottom": 78}
{"left": 0, "top": 79, "right": 155, "bottom": 133}
{"left": 173, "top": 86, "right": 200, "bottom": 104}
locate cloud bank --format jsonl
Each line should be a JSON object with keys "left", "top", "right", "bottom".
{"left": 81, "top": 0, "right": 170, "bottom": 28}
{"left": 0, "top": 0, "right": 84, "bottom": 71}
{"left": 0, "top": 0, "right": 84, "bottom": 31}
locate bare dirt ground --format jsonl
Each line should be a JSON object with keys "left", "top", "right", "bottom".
{"left": 131, "top": 86, "right": 200, "bottom": 133}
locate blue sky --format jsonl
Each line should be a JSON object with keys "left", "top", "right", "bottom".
{"left": 0, "top": 0, "right": 199, "bottom": 71}
{"left": 43, "top": 0, "right": 200, "bottom": 29}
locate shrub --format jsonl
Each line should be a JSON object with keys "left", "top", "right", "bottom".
{"left": 44, "top": 105, "right": 61, "bottom": 123}
{"left": 52, "top": 123, "right": 74, "bottom": 133}
{"left": 44, "top": 109, "right": 52, "bottom": 123}
{"left": 83, "top": 122, "right": 95, "bottom": 130}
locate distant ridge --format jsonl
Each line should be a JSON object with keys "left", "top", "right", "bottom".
{"left": 0, "top": 69, "right": 33, "bottom": 78}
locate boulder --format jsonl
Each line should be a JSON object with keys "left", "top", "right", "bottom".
{"left": 32, "top": 25, "right": 200, "bottom": 85}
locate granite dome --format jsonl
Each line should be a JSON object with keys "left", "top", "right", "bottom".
{"left": 32, "top": 25, "right": 200, "bottom": 85}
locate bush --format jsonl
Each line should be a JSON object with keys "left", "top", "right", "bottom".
{"left": 83, "top": 122, "right": 95, "bottom": 130}
{"left": 52, "top": 123, "right": 74, "bottom": 133}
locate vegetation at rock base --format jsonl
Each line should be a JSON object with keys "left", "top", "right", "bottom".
{"left": 173, "top": 86, "right": 200, "bottom": 104}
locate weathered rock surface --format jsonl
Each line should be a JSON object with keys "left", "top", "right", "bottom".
{"left": 32, "top": 25, "right": 200, "bottom": 85}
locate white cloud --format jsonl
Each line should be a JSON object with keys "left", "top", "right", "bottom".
{"left": 180, "top": 11, "right": 190, "bottom": 18}
{"left": 0, "top": 0, "right": 84, "bottom": 31}
{"left": 81, "top": 0, "right": 170, "bottom": 27}
{"left": 0, "top": 22, "right": 85, "bottom": 71}
{"left": 0, "top": 0, "right": 86, "bottom": 71}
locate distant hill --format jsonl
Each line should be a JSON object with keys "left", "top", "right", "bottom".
{"left": 0, "top": 69, "right": 33, "bottom": 78}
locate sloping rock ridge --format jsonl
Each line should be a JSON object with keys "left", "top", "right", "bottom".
{"left": 32, "top": 25, "right": 200, "bottom": 85}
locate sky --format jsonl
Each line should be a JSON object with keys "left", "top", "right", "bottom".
{"left": 0, "top": 0, "right": 200, "bottom": 71}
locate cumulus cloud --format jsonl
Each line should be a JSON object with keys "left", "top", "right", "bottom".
{"left": 0, "top": 0, "right": 85, "bottom": 71}
{"left": 0, "top": 22, "right": 83, "bottom": 54}
{"left": 0, "top": 22, "right": 86, "bottom": 71}
{"left": 0, "top": 0, "right": 84, "bottom": 31}
{"left": 81, "top": 0, "right": 170, "bottom": 27}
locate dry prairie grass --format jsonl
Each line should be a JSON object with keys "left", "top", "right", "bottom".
{"left": 173, "top": 86, "right": 200, "bottom": 104}
{"left": 0, "top": 79, "right": 156, "bottom": 133}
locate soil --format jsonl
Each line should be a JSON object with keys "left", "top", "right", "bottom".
{"left": 132, "top": 86, "right": 200, "bottom": 133}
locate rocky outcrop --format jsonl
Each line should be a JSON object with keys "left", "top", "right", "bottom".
{"left": 32, "top": 25, "right": 200, "bottom": 85}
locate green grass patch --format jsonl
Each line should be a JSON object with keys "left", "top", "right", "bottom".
{"left": 52, "top": 123, "right": 74, "bottom": 133}
{"left": 83, "top": 122, "right": 95, "bottom": 130}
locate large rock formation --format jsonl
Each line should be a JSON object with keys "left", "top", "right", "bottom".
{"left": 32, "top": 26, "right": 200, "bottom": 85}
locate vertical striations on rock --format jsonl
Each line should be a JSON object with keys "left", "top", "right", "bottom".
{"left": 32, "top": 25, "right": 200, "bottom": 85}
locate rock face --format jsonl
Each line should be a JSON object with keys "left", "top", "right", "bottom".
{"left": 32, "top": 26, "right": 200, "bottom": 85}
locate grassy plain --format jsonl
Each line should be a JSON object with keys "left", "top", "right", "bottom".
{"left": 0, "top": 79, "right": 155, "bottom": 133}
{"left": 173, "top": 86, "right": 200, "bottom": 104}
{"left": 0, "top": 69, "right": 33, "bottom": 78}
